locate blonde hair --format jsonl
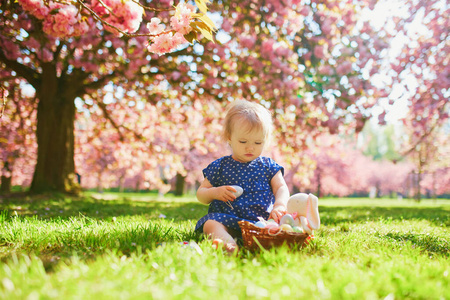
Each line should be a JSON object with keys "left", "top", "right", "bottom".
{"left": 222, "top": 100, "right": 273, "bottom": 145}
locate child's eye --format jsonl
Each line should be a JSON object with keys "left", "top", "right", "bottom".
{"left": 239, "top": 141, "right": 247, "bottom": 144}
{"left": 255, "top": 142, "right": 262, "bottom": 145}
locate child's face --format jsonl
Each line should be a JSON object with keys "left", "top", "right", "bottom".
{"left": 228, "top": 120, "right": 265, "bottom": 163}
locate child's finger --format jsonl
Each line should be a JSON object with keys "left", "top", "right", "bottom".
{"left": 227, "top": 186, "right": 237, "bottom": 193}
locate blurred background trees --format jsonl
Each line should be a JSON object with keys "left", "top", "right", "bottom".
{"left": 1, "top": 0, "right": 448, "bottom": 199}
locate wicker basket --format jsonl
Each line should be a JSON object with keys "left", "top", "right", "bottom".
{"left": 238, "top": 220, "right": 309, "bottom": 251}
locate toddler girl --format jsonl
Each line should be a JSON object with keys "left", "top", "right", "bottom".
{"left": 195, "top": 100, "right": 290, "bottom": 253}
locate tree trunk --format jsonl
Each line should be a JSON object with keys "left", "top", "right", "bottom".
{"left": 414, "top": 151, "right": 424, "bottom": 202}
{"left": 0, "top": 162, "right": 12, "bottom": 193}
{"left": 119, "top": 175, "right": 125, "bottom": 193}
{"left": 174, "top": 173, "right": 186, "bottom": 196}
{"left": 316, "top": 168, "right": 322, "bottom": 198}
{"left": 376, "top": 181, "right": 381, "bottom": 198}
{"left": 415, "top": 171, "right": 422, "bottom": 202}
{"left": 97, "top": 172, "right": 103, "bottom": 193}
{"left": 0, "top": 176, "right": 11, "bottom": 193}
{"left": 432, "top": 172, "right": 437, "bottom": 200}
{"left": 29, "top": 63, "right": 80, "bottom": 194}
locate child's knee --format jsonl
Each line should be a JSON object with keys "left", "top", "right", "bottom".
{"left": 203, "top": 219, "right": 223, "bottom": 234}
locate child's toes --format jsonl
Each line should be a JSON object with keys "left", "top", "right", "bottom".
{"left": 225, "top": 243, "right": 238, "bottom": 255}
{"left": 212, "top": 239, "right": 224, "bottom": 249}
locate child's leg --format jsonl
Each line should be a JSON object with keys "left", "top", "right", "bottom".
{"left": 203, "top": 220, "right": 238, "bottom": 253}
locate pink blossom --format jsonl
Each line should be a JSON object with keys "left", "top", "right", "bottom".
{"left": 314, "top": 45, "right": 327, "bottom": 59}
{"left": 288, "top": 15, "right": 304, "bottom": 33}
{"left": 17, "top": 0, "right": 49, "bottom": 20}
{"left": 147, "top": 18, "right": 165, "bottom": 35}
{"left": 170, "top": 2, "right": 194, "bottom": 35}
{"left": 336, "top": 61, "right": 353, "bottom": 75}
{"left": 261, "top": 39, "right": 275, "bottom": 59}
{"left": 275, "top": 45, "right": 290, "bottom": 57}
{"left": 299, "top": 6, "right": 310, "bottom": 17}
{"left": 324, "top": 117, "right": 339, "bottom": 135}
{"left": 240, "top": 35, "right": 256, "bottom": 49}
{"left": 42, "top": 5, "right": 76, "bottom": 37}
{"left": 318, "top": 65, "right": 333, "bottom": 76}
{"left": 38, "top": 48, "right": 53, "bottom": 62}
{"left": 274, "top": 16, "right": 285, "bottom": 27}
{"left": 321, "top": 19, "right": 333, "bottom": 35}
{"left": 148, "top": 32, "right": 188, "bottom": 55}
{"left": 91, "top": 0, "right": 143, "bottom": 34}
{"left": 171, "top": 71, "right": 181, "bottom": 81}
{"left": 73, "top": 21, "right": 90, "bottom": 36}
{"left": 0, "top": 39, "right": 20, "bottom": 60}
{"left": 221, "top": 19, "right": 233, "bottom": 32}
{"left": 378, "top": 111, "right": 387, "bottom": 126}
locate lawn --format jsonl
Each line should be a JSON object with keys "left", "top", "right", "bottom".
{"left": 0, "top": 192, "right": 449, "bottom": 299}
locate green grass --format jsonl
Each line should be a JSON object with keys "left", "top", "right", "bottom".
{"left": 0, "top": 193, "right": 449, "bottom": 299}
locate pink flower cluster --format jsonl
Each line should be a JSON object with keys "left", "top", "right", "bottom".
{"left": 18, "top": 0, "right": 143, "bottom": 38}
{"left": 147, "top": 32, "right": 188, "bottom": 56}
{"left": 170, "top": 2, "right": 195, "bottom": 35}
{"left": 18, "top": 0, "right": 200, "bottom": 55}
{"left": 18, "top": 0, "right": 89, "bottom": 38}
{"left": 43, "top": 5, "right": 89, "bottom": 38}
{"left": 147, "top": 2, "right": 196, "bottom": 55}
{"left": 147, "top": 18, "right": 165, "bottom": 35}
{"left": 17, "top": 0, "right": 48, "bottom": 20}
{"left": 91, "top": 0, "right": 143, "bottom": 34}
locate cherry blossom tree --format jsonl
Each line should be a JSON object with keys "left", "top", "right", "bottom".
{"left": 202, "top": 0, "right": 388, "bottom": 150}
{"left": 73, "top": 93, "right": 227, "bottom": 194}
{"left": 12, "top": 0, "right": 216, "bottom": 55}
{"left": 0, "top": 79, "right": 37, "bottom": 193}
{"left": 403, "top": 126, "right": 449, "bottom": 200}
{"left": 295, "top": 134, "right": 414, "bottom": 198}
{"left": 0, "top": 0, "right": 217, "bottom": 193}
{"left": 384, "top": 0, "right": 449, "bottom": 199}
{"left": 3, "top": 0, "right": 447, "bottom": 196}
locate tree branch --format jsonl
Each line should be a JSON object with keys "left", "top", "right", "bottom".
{"left": 97, "top": 100, "right": 144, "bottom": 141}
{"left": 76, "top": 0, "right": 175, "bottom": 38}
{"left": 0, "top": 86, "right": 6, "bottom": 119}
{"left": 400, "top": 107, "right": 447, "bottom": 158}
{"left": 0, "top": 50, "right": 40, "bottom": 87}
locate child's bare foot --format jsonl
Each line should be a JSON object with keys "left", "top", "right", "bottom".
{"left": 212, "top": 238, "right": 239, "bottom": 255}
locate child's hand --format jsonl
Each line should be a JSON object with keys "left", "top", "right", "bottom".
{"left": 214, "top": 186, "right": 238, "bottom": 203}
{"left": 269, "top": 205, "right": 287, "bottom": 223}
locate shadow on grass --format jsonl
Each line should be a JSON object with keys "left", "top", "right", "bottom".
{"left": 0, "top": 192, "right": 208, "bottom": 221}
{"left": 0, "top": 193, "right": 210, "bottom": 270}
{"left": 0, "top": 194, "right": 208, "bottom": 271}
{"left": 1, "top": 193, "right": 449, "bottom": 267}
{"left": 379, "top": 231, "right": 449, "bottom": 257}
{"left": 319, "top": 205, "right": 450, "bottom": 227}
{"left": 319, "top": 205, "right": 450, "bottom": 257}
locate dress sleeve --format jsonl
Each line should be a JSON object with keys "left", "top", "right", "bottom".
{"left": 263, "top": 157, "right": 284, "bottom": 180}
{"left": 202, "top": 158, "right": 223, "bottom": 187}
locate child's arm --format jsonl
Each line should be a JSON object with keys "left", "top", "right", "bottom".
{"left": 196, "top": 178, "right": 237, "bottom": 205}
{"left": 269, "top": 170, "right": 290, "bottom": 222}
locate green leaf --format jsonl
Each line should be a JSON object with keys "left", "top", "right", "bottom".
{"left": 199, "top": 14, "right": 217, "bottom": 31}
{"left": 194, "top": 0, "right": 210, "bottom": 14}
{"left": 184, "top": 31, "right": 197, "bottom": 44}
{"left": 191, "top": 21, "right": 214, "bottom": 42}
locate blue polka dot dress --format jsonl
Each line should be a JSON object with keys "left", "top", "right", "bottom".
{"left": 195, "top": 155, "right": 284, "bottom": 238}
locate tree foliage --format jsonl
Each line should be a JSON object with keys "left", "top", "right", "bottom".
{"left": 0, "top": 0, "right": 448, "bottom": 196}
